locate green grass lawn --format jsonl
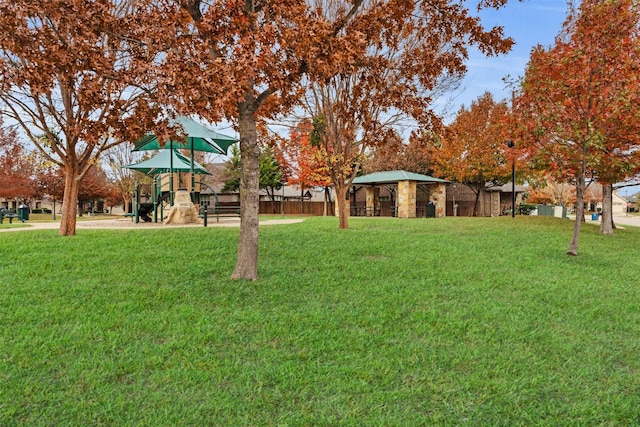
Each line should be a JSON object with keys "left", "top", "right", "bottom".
{"left": 25, "top": 213, "right": 120, "bottom": 222}
{"left": 1, "top": 216, "right": 639, "bottom": 425}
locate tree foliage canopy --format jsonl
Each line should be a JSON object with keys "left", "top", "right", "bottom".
{"left": 429, "top": 92, "right": 511, "bottom": 215}
{"left": 511, "top": 0, "right": 640, "bottom": 253}
{"left": 0, "top": 0, "right": 161, "bottom": 234}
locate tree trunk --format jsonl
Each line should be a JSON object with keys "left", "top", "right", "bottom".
{"left": 335, "top": 182, "right": 349, "bottom": 229}
{"left": 232, "top": 101, "right": 260, "bottom": 280}
{"left": 567, "top": 175, "right": 586, "bottom": 256}
{"left": 599, "top": 183, "right": 614, "bottom": 235}
{"left": 323, "top": 186, "right": 328, "bottom": 216}
{"left": 472, "top": 187, "right": 480, "bottom": 217}
{"left": 59, "top": 166, "right": 79, "bottom": 236}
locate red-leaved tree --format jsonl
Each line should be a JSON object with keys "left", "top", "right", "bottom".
{"left": 511, "top": 0, "right": 640, "bottom": 254}
{"left": 277, "top": 119, "right": 332, "bottom": 213}
{"left": 0, "top": 122, "right": 32, "bottom": 202}
{"left": 0, "top": 1, "right": 161, "bottom": 235}
{"left": 146, "top": 0, "right": 517, "bottom": 276}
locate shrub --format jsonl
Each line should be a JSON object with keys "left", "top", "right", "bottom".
{"left": 518, "top": 204, "right": 537, "bottom": 215}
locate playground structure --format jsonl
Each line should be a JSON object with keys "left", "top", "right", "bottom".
{"left": 123, "top": 116, "right": 238, "bottom": 225}
{"left": 129, "top": 177, "right": 240, "bottom": 226}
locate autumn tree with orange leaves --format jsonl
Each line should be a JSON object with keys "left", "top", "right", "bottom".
{"left": 511, "top": 0, "right": 640, "bottom": 255}
{"left": 0, "top": 0, "right": 161, "bottom": 236}
{"left": 147, "top": 0, "right": 516, "bottom": 276}
{"left": 77, "top": 165, "right": 115, "bottom": 215}
{"left": 0, "top": 121, "right": 59, "bottom": 205}
{"left": 160, "top": 0, "right": 371, "bottom": 278}
{"left": 297, "top": 1, "right": 514, "bottom": 229}
{"left": 363, "top": 132, "right": 434, "bottom": 177}
{"left": 526, "top": 180, "right": 575, "bottom": 207}
{"left": 0, "top": 122, "right": 31, "bottom": 202}
{"left": 278, "top": 119, "right": 332, "bottom": 214}
{"left": 429, "top": 92, "right": 512, "bottom": 216}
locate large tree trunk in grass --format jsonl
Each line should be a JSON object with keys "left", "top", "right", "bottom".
{"left": 59, "top": 165, "right": 79, "bottom": 236}
{"left": 232, "top": 100, "right": 260, "bottom": 280}
{"left": 599, "top": 183, "right": 614, "bottom": 235}
{"left": 335, "top": 182, "right": 349, "bottom": 229}
{"left": 567, "top": 175, "right": 586, "bottom": 256}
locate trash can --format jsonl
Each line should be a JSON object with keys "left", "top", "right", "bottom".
{"left": 426, "top": 202, "right": 436, "bottom": 218}
{"left": 18, "top": 205, "right": 29, "bottom": 221}
{"left": 591, "top": 213, "right": 599, "bottom": 220}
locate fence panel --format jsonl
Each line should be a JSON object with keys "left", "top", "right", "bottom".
{"left": 259, "top": 201, "right": 330, "bottom": 216}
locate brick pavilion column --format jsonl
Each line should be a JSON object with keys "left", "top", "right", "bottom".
{"left": 397, "top": 180, "right": 416, "bottom": 218}
{"left": 365, "top": 187, "right": 379, "bottom": 216}
{"left": 429, "top": 183, "right": 447, "bottom": 217}
{"left": 374, "top": 187, "right": 380, "bottom": 215}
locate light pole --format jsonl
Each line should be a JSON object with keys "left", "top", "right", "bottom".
{"left": 507, "top": 141, "right": 516, "bottom": 217}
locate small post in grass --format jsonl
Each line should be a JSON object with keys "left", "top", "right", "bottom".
{"left": 507, "top": 141, "right": 516, "bottom": 218}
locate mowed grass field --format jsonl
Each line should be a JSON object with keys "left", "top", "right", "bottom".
{"left": 1, "top": 216, "right": 639, "bottom": 425}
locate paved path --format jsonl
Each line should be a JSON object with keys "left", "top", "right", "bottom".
{"left": 3, "top": 215, "right": 639, "bottom": 233}
{"left": 611, "top": 215, "right": 640, "bottom": 228}
{"left": 582, "top": 214, "right": 640, "bottom": 228}
{"left": 0, "top": 217, "right": 304, "bottom": 233}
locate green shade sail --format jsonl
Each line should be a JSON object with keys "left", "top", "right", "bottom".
{"left": 353, "top": 170, "right": 449, "bottom": 185}
{"left": 133, "top": 116, "right": 237, "bottom": 155}
{"left": 123, "top": 149, "right": 211, "bottom": 175}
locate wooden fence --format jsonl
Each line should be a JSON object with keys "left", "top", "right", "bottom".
{"left": 259, "top": 200, "right": 332, "bottom": 216}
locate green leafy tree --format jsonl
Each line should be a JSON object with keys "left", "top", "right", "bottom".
{"left": 223, "top": 144, "right": 283, "bottom": 200}
{"left": 259, "top": 146, "right": 284, "bottom": 202}
{"left": 222, "top": 145, "right": 242, "bottom": 194}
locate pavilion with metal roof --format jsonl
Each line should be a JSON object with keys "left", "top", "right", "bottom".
{"left": 352, "top": 170, "right": 449, "bottom": 218}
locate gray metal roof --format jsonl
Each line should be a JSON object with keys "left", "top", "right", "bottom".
{"left": 353, "top": 170, "right": 449, "bottom": 185}
{"left": 487, "top": 183, "right": 527, "bottom": 192}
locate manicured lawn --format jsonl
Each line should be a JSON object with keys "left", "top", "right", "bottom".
{"left": 1, "top": 216, "right": 639, "bottom": 425}
{"left": 24, "top": 213, "right": 119, "bottom": 222}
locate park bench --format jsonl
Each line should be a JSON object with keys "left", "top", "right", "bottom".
{"left": 199, "top": 202, "right": 241, "bottom": 224}
{"left": 0, "top": 209, "right": 21, "bottom": 224}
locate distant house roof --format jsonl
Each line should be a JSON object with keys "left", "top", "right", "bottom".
{"left": 623, "top": 191, "right": 639, "bottom": 203}
{"left": 488, "top": 183, "right": 527, "bottom": 193}
{"left": 353, "top": 170, "right": 449, "bottom": 185}
{"left": 259, "top": 185, "right": 328, "bottom": 202}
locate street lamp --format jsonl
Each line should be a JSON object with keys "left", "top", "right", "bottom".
{"left": 507, "top": 141, "right": 516, "bottom": 217}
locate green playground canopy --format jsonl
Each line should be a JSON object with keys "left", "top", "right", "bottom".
{"left": 123, "top": 149, "right": 211, "bottom": 175}
{"left": 353, "top": 170, "right": 449, "bottom": 185}
{"left": 133, "top": 116, "right": 237, "bottom": 155}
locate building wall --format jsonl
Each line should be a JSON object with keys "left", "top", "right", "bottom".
{"left": 446, "top": 184, "right": 520, "bottom": 217}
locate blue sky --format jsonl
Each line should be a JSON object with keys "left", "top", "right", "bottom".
{"left": 454, "top": 0, "right": 569, "bottom": 111}
{"left": 453, "top": 1, "right": 639, "bottom": 197}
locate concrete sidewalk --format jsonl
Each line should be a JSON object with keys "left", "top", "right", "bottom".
{"left": 0, "top": 217, "right": 303, "bottom": 233}
{"left": 611, "top": 215, "right": 640, "bottom": 228}
{"left": 583, "top": 214, "right": 640, "bottom": 228}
